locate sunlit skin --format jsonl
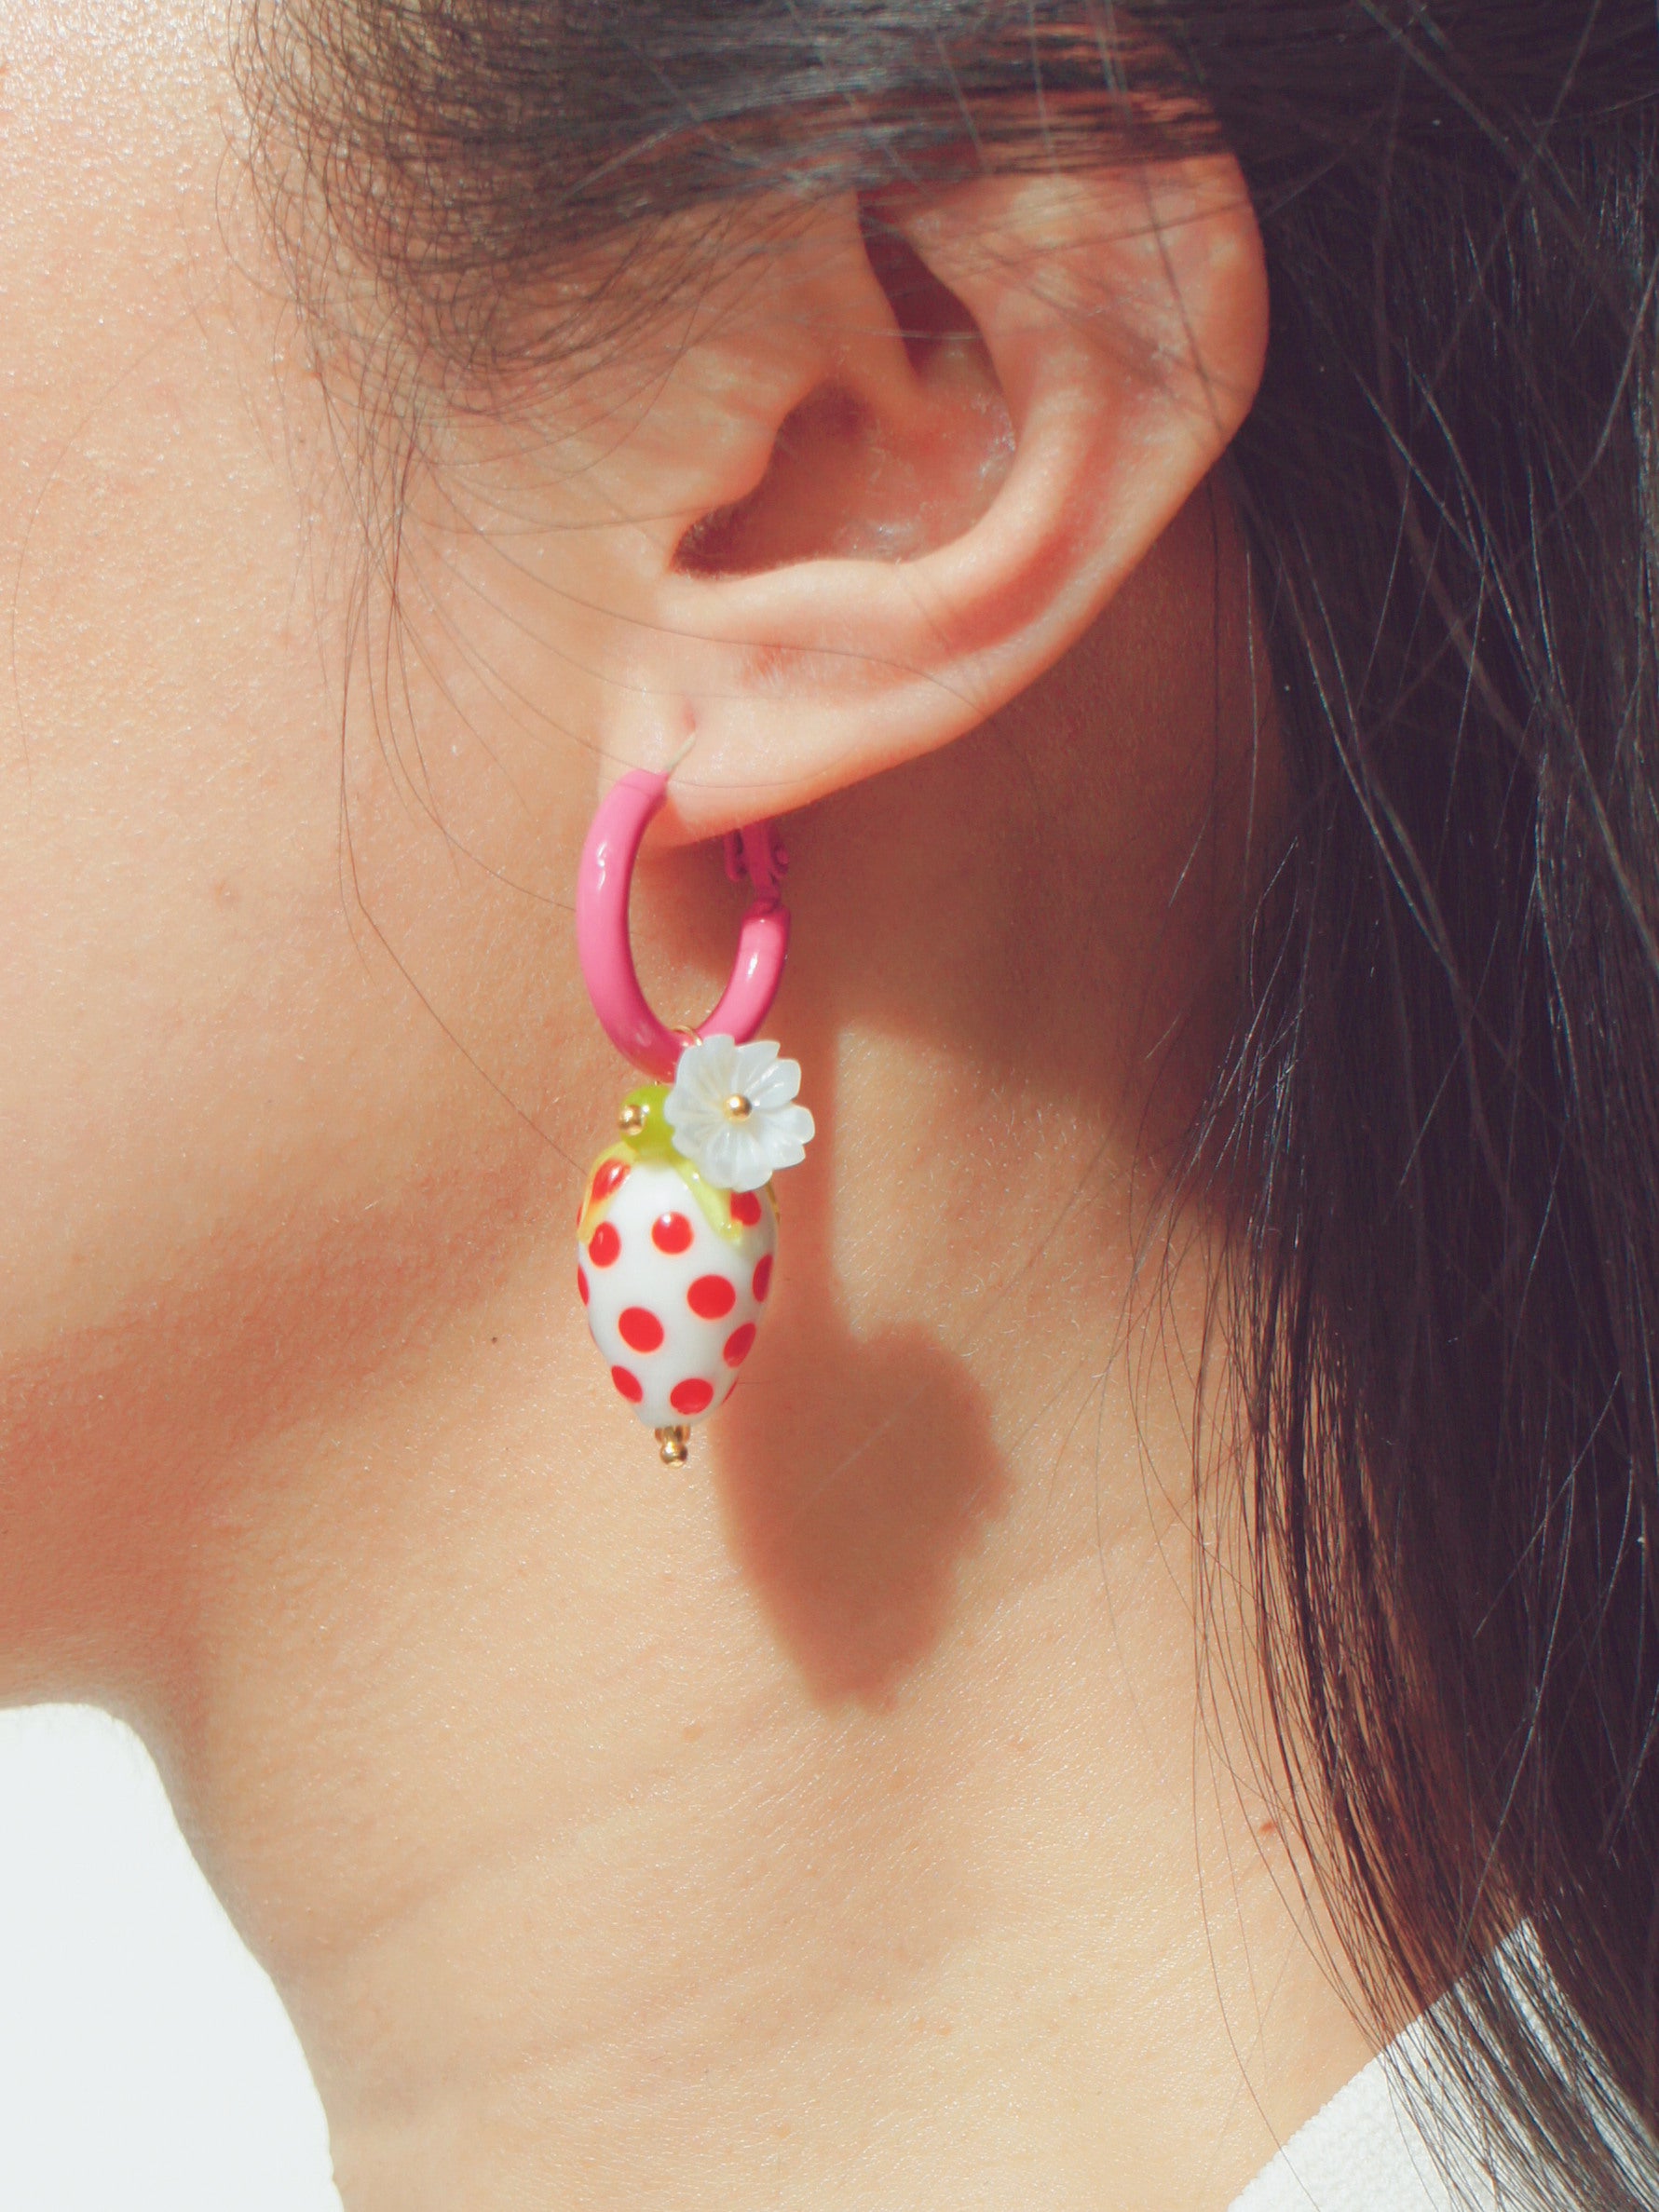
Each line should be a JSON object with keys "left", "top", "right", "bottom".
{"left": 0, "top": 7, "right": 1385, "bottom": 2208}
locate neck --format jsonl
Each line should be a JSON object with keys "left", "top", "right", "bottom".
{"left": 0, "top": 492, "right": 1380, "bottom": 2208}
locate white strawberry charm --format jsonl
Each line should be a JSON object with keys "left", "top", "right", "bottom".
{"left": 578, "top": 1036, "right": 813, "bottom": 1464}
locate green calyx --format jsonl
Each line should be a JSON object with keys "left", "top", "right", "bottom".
{"left": 614, "top": 1083, "right": 747, "bottom": 1244}
{"left": 618, "top": 1084, "right": 677, "bottom": 1159}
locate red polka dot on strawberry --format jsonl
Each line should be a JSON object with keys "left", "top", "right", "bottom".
{"left": 729, "top": 1189, "right": 762, "bottom": 1228}
{"left": 687, "top": 1274, "right": 736, "bottom": 1320}
{"left": 652, "top": 1212, "right": 693, "bottom": 1255}
{"left": 588, "top": 1221, "right": 620, "bottom": 1268}
{"left": 723, "top": 1323, "right": 756, "bottom": 1368}
{"left": 591, "top": 1158, "right": 630, "bottom": 1206}
{"left": 578, "top": 1267, "right": 590, "bottom": 1306}
{"left": 619, "top": 1307, "right": 665, "bottom": 1353}
{"left": 611, "top": 1366, "right": 644, "bottom": 1404}
{"left": 752, "top": 1253, "right": 773, "bottom": 1303}
{"left": 671, "top": 1377, "right": 714, "bottom": 1417}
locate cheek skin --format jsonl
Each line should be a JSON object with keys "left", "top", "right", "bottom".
{"left": 0, "top": 2, "right": 603, "bottom": 1703}
{"left": 0, "top": 5, "right": 359, "bottom": 1343}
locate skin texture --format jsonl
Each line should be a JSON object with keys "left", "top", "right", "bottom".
{"left": 0, "top": 5, "right": 1384, "bottom": 2207}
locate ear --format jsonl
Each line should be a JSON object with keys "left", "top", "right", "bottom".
{"left": 592, "top": 158, "right": 1268, "bottom": 838}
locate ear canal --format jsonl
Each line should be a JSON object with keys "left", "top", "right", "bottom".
{"left": 673, "top": 200, "right": 1013, "bottom": 578}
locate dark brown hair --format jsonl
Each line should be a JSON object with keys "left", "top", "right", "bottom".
{"left": 236, "top": 4, "right": 1659, "bottom": 2202}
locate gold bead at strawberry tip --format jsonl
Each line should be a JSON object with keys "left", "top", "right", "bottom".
{"left": 656, "top": 1425, "right": 691, "bottom": 1467}
{"left": 619, "top": 1100, "right": 648, "bottom": 1138}
{"left": 724, "top": 1093, "right": 753, "bottom": 1121}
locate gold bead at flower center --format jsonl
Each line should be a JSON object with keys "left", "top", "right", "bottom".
{"left": 724, "top": 1093, "right": 753, "bottom": 1121}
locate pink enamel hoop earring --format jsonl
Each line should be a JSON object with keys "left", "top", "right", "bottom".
{"left": 576, "top": 768, "right": 790, "bottom": 1080}
{"left": 573, "top": 768, "right": 815, "bottom": 1467}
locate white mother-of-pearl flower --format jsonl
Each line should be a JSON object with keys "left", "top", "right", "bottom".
{"left": 664, "top": 1035, "right": 814, "bottom": 1193}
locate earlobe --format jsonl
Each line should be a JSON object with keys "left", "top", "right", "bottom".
{"left": 602, "top": 158, "right": 1268, "bottom": 839}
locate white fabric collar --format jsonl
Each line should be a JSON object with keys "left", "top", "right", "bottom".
{"left": 1226, "top": 2047, "right": 1465, "bottom": 2212}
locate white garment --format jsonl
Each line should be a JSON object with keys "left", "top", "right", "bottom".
{"left": 1225, "top": 2051, "right": 1462, "bottom": 2212}
{"left": 1225, "top": 1922, "right": 1648, "bottom": 2211}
